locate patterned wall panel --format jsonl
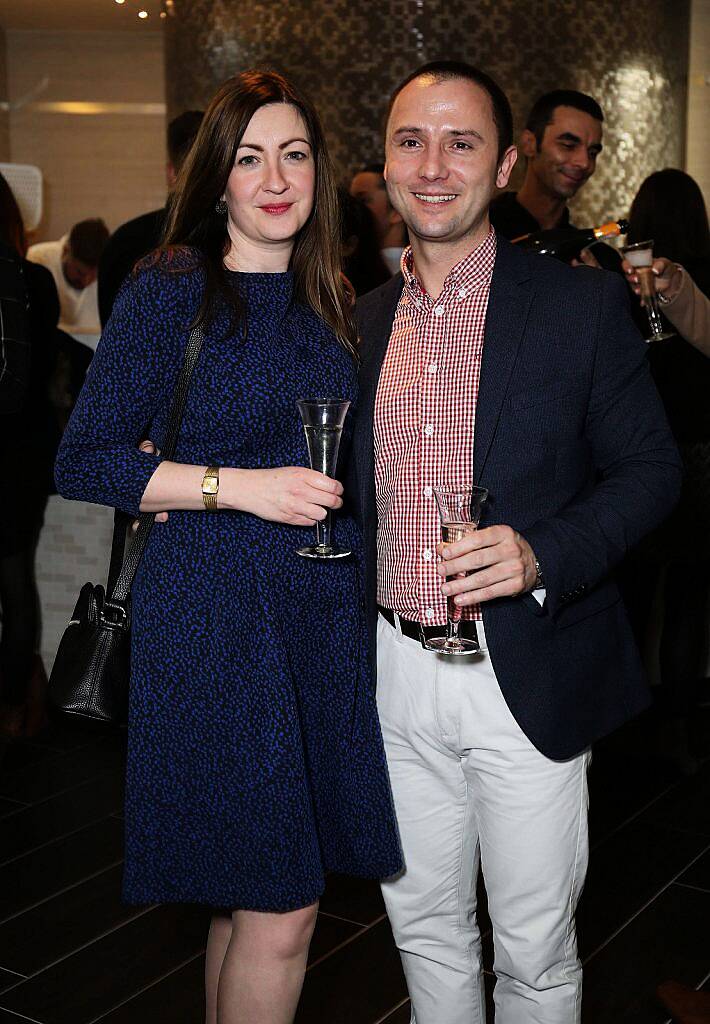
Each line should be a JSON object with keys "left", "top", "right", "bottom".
{"left": 164, "top": 0, "right": 689, "bottom": 227}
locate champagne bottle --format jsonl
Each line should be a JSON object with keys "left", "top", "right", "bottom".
{"left": 512, "top": 219, "right": 629, "bottom": 262}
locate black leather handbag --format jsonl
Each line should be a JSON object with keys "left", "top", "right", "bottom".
{"left": 48, "top": 324, "right": 204, "bottom": 727}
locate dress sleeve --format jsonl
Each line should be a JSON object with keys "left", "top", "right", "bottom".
{"left": 54, "top": 265, "right": 189, "bottom": 516}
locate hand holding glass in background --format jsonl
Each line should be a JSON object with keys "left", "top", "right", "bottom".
{"left": 621, "top": 239, "right": 674, "bottom": 342}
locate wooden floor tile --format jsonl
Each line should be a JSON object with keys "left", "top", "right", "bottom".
{"left": 0, "top": 799, "right": 25, "bottom": 819}
{"left": 0, "top": 819, "right": 123, "bottom": 921}
{"left": 94, "top": 955, "right": 204, "bottom": 1024}
{"left": 319, "top": 872, "right": 385, "bottom": 926}
{"left": 639, "top": 761, "right": 710, "bottom": 837}
{"left": 0, "top": 865, "right": 144, "bottom": 976}
{"left": 0, "top": 973, "right": 24, "bottom": 997}
{"left": 296, "top": 918, "right": 406, "bottom": 1023}
{"left": 675, "top": 844, "right": 710, "bottom": 892}
{"left": 0, "top": 739, "right": 125, "bottom": 805}
{"left": 578, "top": 822, "right": 710, "bottom": 959}
{"left": 1, "top": 773, "right": 124, "bottom": 863}
{"left": 582, "top": 884, "right": 710, "bottom": 1023}
{"left": 0, "top": 905, "right": 209, "bottom": 1024}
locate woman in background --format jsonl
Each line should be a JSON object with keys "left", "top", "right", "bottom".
{"left": 338, "top": 186, "right": 391, "bottom": 297}
{"left": 622, "top": 168, "right": 710, "bottom": 775}
{"left": 0, "top": 172, "right": 59, "bottom": 737}
{"left": 55, "top": 70, "right": 401, "bottom": 1024}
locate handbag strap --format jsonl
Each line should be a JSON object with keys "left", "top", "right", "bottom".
{"left": 106, "top": 323, "right": 205, "bottom": 606}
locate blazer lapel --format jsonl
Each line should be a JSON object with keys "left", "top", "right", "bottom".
{"left": 354, "top": 276, "right": 404, "bottom": 497}
{"left": 474, "top": 239, "right": 534, "bottom": 484}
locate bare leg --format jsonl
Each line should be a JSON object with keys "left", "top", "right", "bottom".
{"left": 215, "top": 902, "right": 318, "bottom": 1024}
{"left": 205, "top": 913, "right": 233, "bottom": 1024}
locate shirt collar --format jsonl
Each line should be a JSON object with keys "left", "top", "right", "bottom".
{"left": 401, "top": 227, "right": 497, "bottom": 304}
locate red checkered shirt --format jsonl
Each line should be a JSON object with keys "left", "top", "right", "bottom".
{"left": 374, "top": 228, "right": 497, "bottom": 625}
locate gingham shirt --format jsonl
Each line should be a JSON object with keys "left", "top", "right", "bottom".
{"left": 374, "top": 228, "right": 497, "bottom": 625}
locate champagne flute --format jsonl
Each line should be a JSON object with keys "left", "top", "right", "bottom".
{"left": 422, "top": 484, "right": 489, "bottom": 656}
{"left": 621, "top": 239, "right": 674, "bottom": 342}
{"left": 295, "top": 398, "right": 351, "bottom": 560}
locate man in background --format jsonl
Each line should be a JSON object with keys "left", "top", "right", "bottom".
{"left": 98, "top": 109, "right": 204, "bottom": 326}
{"left": 350, "top": 161, "right": 407, "bottom": 275}
{"left": 490, "top": 89, "right": 603, "bottom": 240}
{"left": 27, "top": 218, "right": 108, "bottom": 346}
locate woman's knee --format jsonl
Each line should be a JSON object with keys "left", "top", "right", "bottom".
{"left": 235, "top": 903, "right": 318, "bottom": 961}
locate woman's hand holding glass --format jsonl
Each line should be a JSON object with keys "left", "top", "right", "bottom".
{"left": 233, "top": 466, "right": 343, "bottom": 525}
{"left": 137, "top": 444, "right": 342, "bottom": 526}
{"left": 622, "top": 256, "right": 683, "bottom": 305}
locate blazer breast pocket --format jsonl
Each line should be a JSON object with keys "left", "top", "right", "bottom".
{"left": 508, "top": 381, "right": 588, "bottom": 412}
{"left": 506, "top": 381, "right": 588, "bottom": 443}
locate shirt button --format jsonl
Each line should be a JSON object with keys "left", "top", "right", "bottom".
{"left": 423, "top": 486, "right": 433, "bottom": 497}
{"left": 425, "top": 607, "right": 435, "bottom": 620}
{"left": 458, "top": 287, "right": 468, "bottom": 299}
{"left": 423, "top": 548, "right": 433, "bottom": 561}
{"left": 434, "top": 305, "right": 445, "bottom": 316}
{"left": 424, "top": 424, "right": 434, "bottom": 436}
{"left": 427, "top": 362, "right": 438, "bottom": 374}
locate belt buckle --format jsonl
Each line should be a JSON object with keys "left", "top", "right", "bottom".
{"left": 419, "top": 622, "right": 447, "bottom": 650}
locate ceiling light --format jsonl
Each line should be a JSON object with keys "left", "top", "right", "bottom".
{"left": 160, "top": 10, "right": 167, "bottom": 16}
{"left": 138, "top": 9, "right": 149, "bottom": 17}
{"left": 114, "top": 0, "right": 125, "bottom": 4}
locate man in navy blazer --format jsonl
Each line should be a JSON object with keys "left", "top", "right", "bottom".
{"left": 352, "top": 61, "right": 681, "bottom": 1024}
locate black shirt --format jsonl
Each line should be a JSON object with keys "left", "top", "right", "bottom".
{"left": 98, "top": 207, "right": 167, "bottom": 327}
{"left": 490, "top": 191, "right": 621, "bottom": 272}
{"left": 490, "top": 191, "right": 572, "bottom": 242}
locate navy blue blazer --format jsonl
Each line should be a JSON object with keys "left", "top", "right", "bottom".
{"left": 352, "top": 236, "right": 683, "bottom": 760}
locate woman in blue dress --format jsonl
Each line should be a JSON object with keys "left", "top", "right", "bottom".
{"left": 55, "top": 70, "right": 401, "bottom": 1024}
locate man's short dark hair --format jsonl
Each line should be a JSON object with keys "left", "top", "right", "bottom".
{"left": 352, "top": 163, "right": 386, "bottom": 189}
{"left": 525, "top": 90, "right": 604, "bottom": 148}
{"left": 386, "top": 60, "right": 514, "bottom": 162}
{"left": 68, "top": 219, "right": 109, "bottom": 268}
{"left": 167, "top": 110, "right": 204, "bottom": 172}
{"left": 361, "top": 162, "right": 385, "bottom": 178}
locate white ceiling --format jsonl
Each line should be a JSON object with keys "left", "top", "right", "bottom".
{"left": 0, "top": 0, "right": 165, "bottom": 32}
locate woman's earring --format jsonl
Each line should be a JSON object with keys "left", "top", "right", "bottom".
{"left": 215, "top": 199, "right": 228, "bottom": 215}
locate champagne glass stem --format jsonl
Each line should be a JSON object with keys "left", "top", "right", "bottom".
{"left": 316, "top": 511, "right": 332, "bottom": 551}
{"left": 646, "top": 299, "right": 665, "bottom": 339}
{"left": 447, "top": 614, "right": 461, "bottom": 643}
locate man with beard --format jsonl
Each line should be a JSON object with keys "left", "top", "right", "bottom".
{"left": 490, "top": 89, "right": 603, "bottom": 243}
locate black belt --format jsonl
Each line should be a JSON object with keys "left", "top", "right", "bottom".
{"left": 378, "top": 605, "right": 480, "bottom": 645}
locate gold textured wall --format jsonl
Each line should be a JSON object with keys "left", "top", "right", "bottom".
{"left": 164, "top": 0, "right": 690, "bottom": 227}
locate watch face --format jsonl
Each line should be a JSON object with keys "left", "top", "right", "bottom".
{"left": 203, "top": 478, "right": 218, "bottom": 495}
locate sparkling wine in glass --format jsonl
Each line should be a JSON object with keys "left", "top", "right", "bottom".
{"left": 621, "top": 239, "right": 674, "bottom": 342}
{"left": 296, "top": 398, "right": 351, "bottom": 560}
{"left": 422, "top": 484, "right": 489, "bottom": 656}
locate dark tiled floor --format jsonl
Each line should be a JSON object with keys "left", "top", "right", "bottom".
{"left": 1, "top": 707, "right": 708, "bottom": 1023}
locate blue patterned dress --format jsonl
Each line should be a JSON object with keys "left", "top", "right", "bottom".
{"left": 54, "top": 257, "right": 402, "bottom": 910}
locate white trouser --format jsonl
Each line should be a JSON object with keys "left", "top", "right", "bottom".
{"left": 377, "top": 614, "right": 590, "bottom": 1024}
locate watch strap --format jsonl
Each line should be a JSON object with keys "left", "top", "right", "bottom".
{"left": 202, "top": 465, "right": 219, "bottom": 512}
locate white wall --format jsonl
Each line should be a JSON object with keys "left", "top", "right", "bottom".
{"left": 3, "top": 29, "right": 166, "bottom": 670}
{"left": 7, "top": 29, "right": 166, "bottom": 241}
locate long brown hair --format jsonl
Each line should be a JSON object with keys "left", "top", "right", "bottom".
{"left": 159, "top": 69, "right": 357, "bottom": 359}
{"left": 628, "top": 169, "right": 710, "bottom": 267}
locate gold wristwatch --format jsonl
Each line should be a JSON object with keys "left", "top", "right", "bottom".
{"left": 201, "top": 465, "right": 220, "bottom": 512}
